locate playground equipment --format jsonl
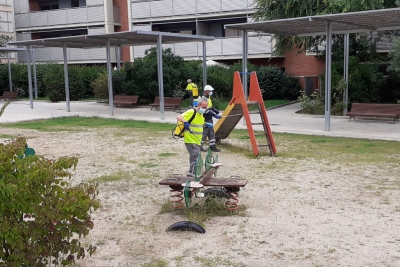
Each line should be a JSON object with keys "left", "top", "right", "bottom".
{"left": 159, "top": 148, "right": 247, "bottom": 211}
{"left": 214, "top": 71, "right": 277, "bottom": 156}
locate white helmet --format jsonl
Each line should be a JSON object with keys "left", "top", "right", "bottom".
{"left": 204, "top": 85, "right": 214, "bottom": 91}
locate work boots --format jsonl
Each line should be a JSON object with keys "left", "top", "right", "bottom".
{"left": 210, "top": 145, "right": 221, "bottom": 152}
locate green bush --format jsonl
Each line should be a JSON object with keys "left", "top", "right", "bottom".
{"left": 257, "top": 66, "right": 301, "bottom": 100}
{"left": 43, "top": 64, "right": 65, "bottom": 102}
{"left": 68, "top": 66, "right": 85, "bottom": 101}
{"left": 76, "top": 65, "right": 106, "bottom": 99}
{"left": 0, "top": 64, "right": 9, "bottom": 93}
{"left": 0, "top": 137, "right": 99, "bottom": 266}
{"left": 11, "top": 63, "right": 29, "bottom": 94}
{"left": 91, "top": 73, "right": 109, "bottom": 101}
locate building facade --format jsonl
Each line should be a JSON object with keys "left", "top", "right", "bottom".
{"left": 0, "top": 0, "right": 16, "bottom": 63}
{"left": 12, "top": 0, "right": 274, "bottom": 64}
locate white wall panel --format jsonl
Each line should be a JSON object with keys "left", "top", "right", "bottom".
{"left": 222, "top": 0, "right": 247, "bottom": 12}
{"left": 67, "top": 8, "right": 87, "bottom": 24}
{"left": 197, "top": 0, "right": 220, "bottom": 14}
{"left": 15, "top": 14, "right": 29, "bottom": 28}
{"left": 48, "top": 10, "right": 68, "bottom": 25}
{"left": 206, "top": 39, "right": 222, "bottom": 56}
{"left": 222, "top": 37, "right": 241, "bottom": 56}
{"left": 172, "top": 0, "right": 196, "bottom": 16}
{"left": 133, "top": 45, "right": 154, "bottom": 58}
{"left": 87, "top": 6, "right": 105, "bottom": 22}
{"left": 14, "top": 0, "right": 29, "bottom": 14}
{"left": 88, "top": 27, "right": 105, "bottom": 34}
{"left": 248, "top": 35, "right": 271, "bottom": 54}
{"left": 89, "top": 48, "right": 107, "bottom": 60}
{"left": 86, "top": 0, "right": 104, "bottom": 6}
{"left": 174, "top": 42, "right": 198, "bottom": 57}
{"left": 131, "top": 24, "right": 151, "bottom": 31}
{"left": 131, "top": 2, "right": 150, "bottom": 19}
{"left": 29, "top": 12, "right": 48, "bottom": 27}
{"left": 150, "top": 0, "right": 173, "bottom": 18}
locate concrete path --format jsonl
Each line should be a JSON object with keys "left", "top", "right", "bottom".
{"left": 1, "top": 100, "right": 399, "bottom": 141}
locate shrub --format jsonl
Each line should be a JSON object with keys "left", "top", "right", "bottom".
{"left": 43, "top": 64, "right": 65, "bottom": 102}
{"left": 0, "top": 137, "right": 99, "bottom": 266}
{"left": 257, "top": 66, "right": 300, "bottom": 100}
{"left": 91, "top": 73, "right": 109, "bottom": 101}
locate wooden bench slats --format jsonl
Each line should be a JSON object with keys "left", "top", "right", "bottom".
{"left": 113, "top": 95, "right": 139, "bottom": 108}
{"left": 0, "top": 91, "right": 18, "bottom": 101}
{"left": 149, "top": 97, "right": 182, "bottom": 112}
{"left": 346, "top": 103, "right": 400, "bottom": 123}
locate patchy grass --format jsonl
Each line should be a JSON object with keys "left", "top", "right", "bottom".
{"left": 193, "top": 256, "right": 246, "bottom": 267}
{"left": 141, "top": 259, "right": 168, "bottom": 267}
{"left": 0, "top": 116, "right": 172, "bottom": 132}
{"left": 158, "top": 152, "right": 177, "bottom": 157}
{"left": 89, "top": 171, "right": 131, "bottom": 183}
{"left": 0, "top": 134, "right": 15, "bottom": 139}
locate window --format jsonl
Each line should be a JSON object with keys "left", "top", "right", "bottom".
{"left": 71, "top": 0, "right": 79, "bottom": 7}
{"left": 40, "top": 1, "right": 59, "bottom": 10}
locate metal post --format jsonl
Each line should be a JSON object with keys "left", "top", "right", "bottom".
{"left": 26, "top": 45, "right": 33, "bottom": 109}
{"left": 202, "top": 41, "right": 207, "bottom": 88}
{"left": 343, "top": 33, "right": 349, "bottom": 116}
{"left": 157, "top": 33, "right": 165, "bottom": 120}
{"left": 7, "top": 53, "right": 12, "bottom": 91}
{"left": 106, "top": 38, "right": 114, "bottom": 116}
{"left": 242, "top": 29, "right": 248, "bottom": 126}
{"left": 325, "top": 21, "right": 332, "bottom": 131}
{"left": 32, "top": 49, "right": 38, "bottom": 99}
{"left": 117, "top": 46, "right": 121, "bottom": 70}
{"left": 63, "top": 43, "right": 70, "bottom": 112}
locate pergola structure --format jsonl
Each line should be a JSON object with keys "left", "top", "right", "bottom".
{"left": 0, "top": 47, "right": 39, "bottom": 108}
{"left": 225, "top": 8, "right": 400, "bottom": 131}
{"left": 8, "top": 30, "right": 215, "bottom": 119}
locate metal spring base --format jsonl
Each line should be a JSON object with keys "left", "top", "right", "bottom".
{"left": 169, "top": 186, "right": 184, "bottom": 209}
{"left": 225, "top": 190, "right": 239, "bottom": 211}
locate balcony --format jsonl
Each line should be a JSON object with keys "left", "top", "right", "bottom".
{"left": 14, "top": 6, "right": 121, "bottom": 30}
{"left": 131, "top": 0, "right": 256, "bottom": 21}
{"left": 132, "top": 35, "right": 272, "bottom": 60}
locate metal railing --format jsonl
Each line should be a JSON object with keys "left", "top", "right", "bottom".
{"left": 15, "top": 6, "right": 106, "bottom": 29}
{"left": 131, "top": 0, "right": 256, "bottom": 20}
{"left": 133, "top": 35, "right": 272, "bottom": 59}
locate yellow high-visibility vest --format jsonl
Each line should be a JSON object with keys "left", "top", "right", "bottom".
{"left": 186, "top": 83, "right": 198, "bottom": 97}
{"left": 182, "top": 108, "right": 204, "bottom": 145}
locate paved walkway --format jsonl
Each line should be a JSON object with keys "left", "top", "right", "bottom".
{"left": 1, "top": 100, "right": 399, "bottom": 141}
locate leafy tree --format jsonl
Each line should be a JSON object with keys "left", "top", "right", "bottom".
{"left": 121, "top": 48, "right": 187, "bottom": 103}
{"left": 253, "top": 0, "right": 398, "bottom": 59}
{"left": 0, "top": 137, "right": 99, "bottom": 266}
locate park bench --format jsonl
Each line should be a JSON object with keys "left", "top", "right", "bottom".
{"left": 346, "top": 103, "right": 400, "bottom": 123}
{"left": 113, "top": 95, "right": 139, "bottom": 108}
{"left": 149, "top": 97, "right": 182, "bottom": 112}
{"left": 0, "top": 91, "right": 18, "bottom": 101}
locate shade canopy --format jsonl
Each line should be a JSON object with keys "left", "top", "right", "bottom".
{"left": 225, "top": 8, "right": 400, "bottom": 36}
{"left": 8, "top": 30, "right": 215, "bottom": 48}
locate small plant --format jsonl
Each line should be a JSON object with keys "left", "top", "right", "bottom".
{"left": 298, "top": 91, "right": 323, "bottom": 114}
{"left": 0, "top": 101, "right": 10, "bottom": 117}
{"left": 0, "top": 137, "right": 100, "bottom": 266}
{"left": 91, "top": 73, "right": 109, "bottom": 101}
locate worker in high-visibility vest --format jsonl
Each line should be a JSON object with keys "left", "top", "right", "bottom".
{"left": 186, "top": 79, "right": 199, "bottom": 107}
{"left": 200, "top": 85, "right": 222, "bottom": 152}
{"left": 176, "top": 96, "right": 209, "bottom": 177}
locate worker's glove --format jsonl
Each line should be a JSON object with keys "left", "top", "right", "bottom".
{"left": 205, "top": 122, "right": 213, "bottom": 128}
{"left": 184, "top": 122, "right": 191, "bottom": 130}
{"left": 214, "top": 114, "right": 222, "bottom": 119}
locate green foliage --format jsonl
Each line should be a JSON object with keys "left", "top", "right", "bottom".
{"left": 11, "top": 64, "right": 29, "bottom": 95}
{"left": 0, "top": 64, "right": 9, "bottom": 93}
{"left": 43, "top": 64, "right": 65, "bottom": 102}
{"left": 381, "top": 71, "right": 400, "bottom": 103}
{"left": 91, "top": 73, "right": 109, "bottom": 101}
{"left": 0, "top": 137, "right": 100, "bottom": 266}
{"left": 76, "top": 65, "right": 106, "bottom": 99}
{"left": 0, "top": 102, "right": 10, "bottom": 117}
{"left": 388, "top": 37, "right": 400, "bottom": 73}
{"left": 68, "top": 66, "right": 85, "bottom": 101}
{"left": 121, "top": 48, "right": 187, "bottom": 103}
{"left": 257, "top": 66, "right": 301, "bottom": 100}
{"left": 112, "top": 69, "right": 126, "bottom": 96}
{"left": 0, "top": 34, "right": 13, "bottom": 57}
{"left": 253, "top": 0, "right": 396, "bottom": 57}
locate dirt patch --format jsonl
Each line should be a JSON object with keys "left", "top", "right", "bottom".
{"left": 2, "top": 128, "right": 400, "bottom": 267}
